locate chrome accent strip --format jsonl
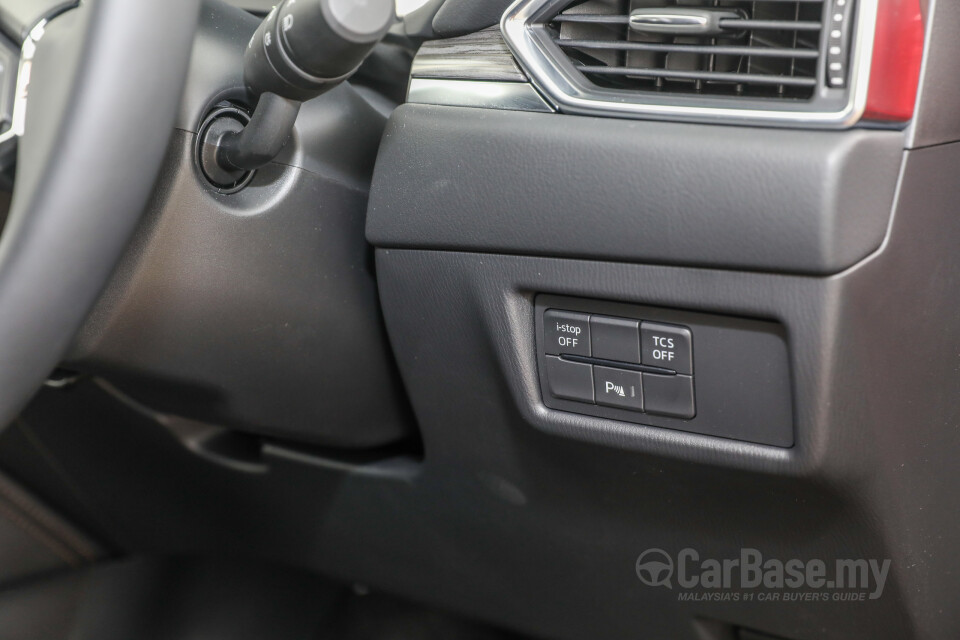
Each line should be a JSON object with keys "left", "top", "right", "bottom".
{"left": 501, "top": 0, "right": 880, "bottom": 128}
{"left": 0, "top": 19, "right": 47, "bottom": 146}
{"left": 408, "top": 78, "right": 555, "bottom": 112}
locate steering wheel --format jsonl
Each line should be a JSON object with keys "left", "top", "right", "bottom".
{"left": 0, "top": 0, "right": 199, "bottom": 428}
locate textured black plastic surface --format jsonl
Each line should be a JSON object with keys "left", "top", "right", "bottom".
{"left": 67, "top": 127, "right": 411, "bottom": 448}
{"left": 5, "top": 3, "right": 960, "bottom": 640}
{"left": 907, "top": 0, "right": 960, "bottom": 148}
{"left": 0, "top": 555, "right": 525, "bottom": 640}
{"left": 14, "top": 129, "right": 960, "bottom": 637}
{"left": 0, "top": 557, "right": 341, "bottom": 640}
{"left": 366, "top": 104, "right": 904, "bottom": 275}
{"left": 0, "top": 469, "right": 102, "bottom": 588}
{"left": 535, "top": 296, "right": 793, "bottom": 447}
{"left": 432, "top": 0, "right": 513, "bottom": 37}
{"left": 176, "top": 0, "right": 260, "bottom": 128}
{"left": 65, "top": 0, "right": 411, "bottom": 449}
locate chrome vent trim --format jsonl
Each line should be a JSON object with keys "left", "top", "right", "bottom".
{"left": 501, "top": 0, "right": 879, "bottom": 127}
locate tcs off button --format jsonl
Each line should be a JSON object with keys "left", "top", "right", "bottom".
{"left": 641, "top": 322, "right": 692, "bottom": 374}
{"left": 544, "top": 309, "right": 591, "bottom": 357}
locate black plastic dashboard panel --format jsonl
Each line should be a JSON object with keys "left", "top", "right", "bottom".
{"left": 366, "top": 104, "right": 905, "bottom": 275}
{"left": 7, "top": 1, "right": 960, "bottom": 639}
{"left": 907, "top": 0, "right": 960, "bottom": 148}
{"left": 65, "top": 0, "right": 412, "bottom": 449}
{"left": 9, "top": 138, "right": 960, "bottom": 639}
{"left": 535, "top": 295, "right": 793, "bottom": 447}
{"left": 432, "top": 0, "right": 514, "bottom": 37}
{"left": 67, "top": 126, "right": 412, "bottom": 449}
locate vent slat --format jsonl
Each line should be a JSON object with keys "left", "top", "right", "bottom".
{"left": 577, "top": 66, "right": 818, "bottom": 87}
{"left": 719, "top": 18, "right": 822, "bottom": 31}
{"left": 548, "top": 0, "right": 829, "bottom": 100}
{"left": 556, "top": 39, "right": 820, "bottom": 60}
{"left": 551, "top": 14, "right": 630, "bottom": 24}
{"left": 551, "top": 15, "right": 824, "bottom": 27}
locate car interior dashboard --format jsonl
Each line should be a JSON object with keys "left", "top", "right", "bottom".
{"left": 0, "top": 0, "right": 952, "bottom": 639}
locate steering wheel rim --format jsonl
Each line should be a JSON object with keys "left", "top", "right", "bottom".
{"left": 0, "top": 0, "right": 199, "bottom": 428}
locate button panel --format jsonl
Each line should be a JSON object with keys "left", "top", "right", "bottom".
{"left": 541, "top": 308, "right": 696, "bottom": 420}
{"left": 536, "top": 295, "right": 794, "bottom": 447}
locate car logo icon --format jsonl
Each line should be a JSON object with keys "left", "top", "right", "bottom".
{"left": 635, "top": 549, "right": 674, "bottom": 588}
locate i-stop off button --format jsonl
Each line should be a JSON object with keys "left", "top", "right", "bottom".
{"left": 641, "top": 322, "right": 693, "bottom": 375}
{"left": 544, "top": 309, "right": 591, "bottom": 357}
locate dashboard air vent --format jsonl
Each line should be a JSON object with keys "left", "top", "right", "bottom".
{"left": 549, "top": 0, "right": 827, "bottom": 100}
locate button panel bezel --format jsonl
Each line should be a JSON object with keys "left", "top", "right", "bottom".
{"left": 534, "top": 295, "right": 795, "bottom": 447}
